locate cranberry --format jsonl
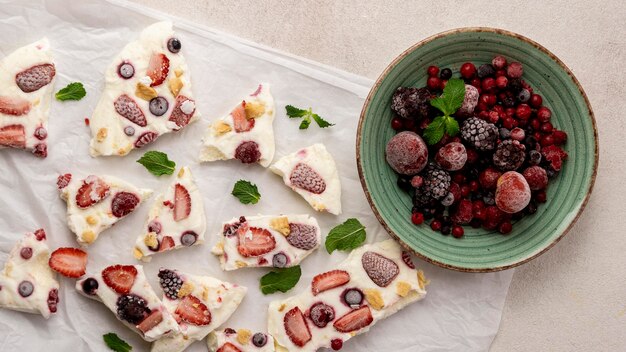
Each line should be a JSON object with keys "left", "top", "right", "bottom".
{"left": 451, "top": 225, "right": 464, "bottom": 238}
{"left": 530, "top": 118, "right": 541, "bottom": 130}
{"left": 540, "top": 134, "right": 555, "bottom": 147}
{"left": 331, "top": 339, "right": 343, "bottom": 351}
{"left": 506, "top": 62, "right": 524, "bottom": 78}
{"left": 492, "top": 55, "right": 507, "bottom": 70}
{"left": 460, "top": 185, "right": 471, "bottom": 198}
{"left": 427, "top": 65, "right": 439, "bottom": 77}
{"left": 510, "top": 128, "right": 525, "bottom": 141}
{"left": 391, "top": 117, "right": 403, "bottom": 131}
{"left": 440, "top": 79, "right": 448, "bottom": 90}
{"left": 411, "top": 212, "right": 424, "bottom": 225}
{"left": 430, "top": 220, "right": 442, "bottom": 231}
{"left": 495, "top": 76, "right": 508, "bottom": 89}
{"left": 474, "top": 208, "right": 487, "bottom": 221}
{"left": 460, "top": 62, "right": 477, "bottom": 79}
{"left": 481, "top": 77, "right": 496, "bottom": 92}
{"left": 470, "top": 77, "right": 481, "bottom": 89}
{"left": 515, "top": 104, "right": 532, "bottom": 120}
{"left": 486, "top": 206, "right": 505, "bottom": 225}
{"left": 553, "top": 130, "right": 568, "bottom": 145}
{"left": 473, "top": 200, "right": 485, "bottom": 212}
{"left": 540, "top": 122, "right": 554, "bottom": 134}
{"left": 20, "top": 247, "right": 33, "bottom": 260}
{"left": 427, "top": 76, "right": 441, "bottom": 90}
{"left": 529, "top": 94, "right": 543, "bottom": 108}
{"left": 537, "top": 106, "right": 552, "bottom": 122}
{"left": 495, "top": 69, "right": 506, "bottom": 77}
{"left": 502, "top": 117, "right": 516, "bottom": 130}
{"left": 499, "top": 221, "right": 513, "bottom": 234}
{"left": 535, "top": 190, "right": 547, "bottom": 203}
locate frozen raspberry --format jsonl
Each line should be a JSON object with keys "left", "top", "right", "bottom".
{"left": 458, "top": 84, "right": 479, "bottom": 116}
{"left": 448, "top": 182, "right": 462, "bottom": 204}
{"left": 385, "top": 131, "right": 428, "bottom": 175}
{"left": 541, "top": 145, "right": 568, "bottom": 171}
{"left": 522, "top": 166, "right": 548, "bottom": 190}
{"left": 495, "top": 171, "right": 531, "bottom": 213}
{"left": 493, "top": 140, "right": 526, "bottom": 171}
{"left": 435, "top": 142, "right": 467, "bottom": 171}
{"left": 111, "top": 192, "right": 140, "bottom": 218}
{"left": 234, "top": 141, "right": 261, "bottom": 164}
{"left": 479, "top": 167, "right": 502, "bottom": 190}
{"left": 451, "top": 199, "right": 473, "bottom": 225}
{"left": 506, "top": 62, "right": 524, "bottom": 78}
{"left": 390, "top": 87, "right": 431, "bottom": 119}
{"left": 492, "top": 56, "right": 507, "bottom": 70}
{"left": 510, "top": 127, "right": 525, "bottom": 141}
{"left": 308, "top": 302, "right": 335, "bottom": 328}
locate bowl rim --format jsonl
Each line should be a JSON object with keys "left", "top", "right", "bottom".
{"left": 356, "top": 27, "right": 599, "bottom": 272}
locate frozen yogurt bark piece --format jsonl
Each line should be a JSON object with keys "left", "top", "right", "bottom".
{"left": 208, "top": 328, "right": 276, "bottom": 352}
{"left": 151, "top": 269, "right": 247, "bottom": 352}
{"left": 211, "top": 214, "right": 321, "bottom": 271}
{"left": 267, "top": 239, "right": 428, "bottom": 351}
{"left": 200, "top": 83, "right": 275, "bottom": 167}
{"left": 0, "top": 38, "right": 56, "bottom": 157}
{"left": 57, "top": 173, "right": 152, "bottom": 245}
{"left": 0, "top": 229, "right": 59, "bottom": 318}
{"left": 133, "top": 166, "right": 206, "bottom": 261}
{"left": 89, "top": 21, "right": 199, "bottom": 156}
{"left": 270, "top": 143, "right": 342, "bottom": 215}
{"left": 76, "top": 264, "right": 179, "bottom": 341}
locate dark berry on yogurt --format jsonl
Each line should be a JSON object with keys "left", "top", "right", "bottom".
{"left": 118, "top": 62, "right": 135, "bottom": 79}
{"left": 149, "top": 96, "right": 169, "bottom": 116}
{"left": 167, "top": 38, "right": 181, "bottom": 53}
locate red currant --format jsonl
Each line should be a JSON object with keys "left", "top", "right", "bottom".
{"left": 411, "top": 212, "right": 425, "bottom": 225}
{"left": 499, "top": 221, "right": 513, "bottom": 234}
{"left": 391, "top": 117, "right": 403, "bottom": 131}
{"left": 427, "top": 76, "right": 441, "bottom": 90}
{"left": 540, "top": 122, "right": 554, "bottom": 134}
{"left": 331, "top": 339, "right": 343, "bottom": 351}
{"left": 430, "top": 220, "right": 442, "bottom": 231}
{"left": 515, "top": 104, "right": 532, "bottom": 120}
{"left": 535, "top": 190, "right": 547, "bottom": 203}
{"left": 495, "top": 75, "right": 508, "bottom": 89}
{"left": 529, "top": 94, "right": 543, "bottom": 108}
{"left": 540, "top": 134, "right": 555, "bottom": 147}
{"left": 530, "top": 118, "right": 541, "bottom": 130}
{"left": 537, "top": 106, "right": 552, "bottom": 122}
{"left": 452, "top": 225, "right": 464, "bottom": 238}
{"left": 460, "top": 62, "right": 477, "bottom": 79}
{"left": 470, "top": 77, "right": 481, "bottom": 89}
{"left": 427, "top": 65, "right": 439, "bottom": 77}
{"left": 553, "top": 130, "right": 568, "bottom": 145}
{"left": 481, "top": 77, "right": 496, "bottom": 92}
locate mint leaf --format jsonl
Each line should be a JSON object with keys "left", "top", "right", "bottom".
{"left": 55, "top": 82, "right": 86, "bottom": 101}
{"left": 285, "top": 105, "right": 308, "bottom": 118}
{"left": 136, "top": 151, "right": 176, "bottom": 176}
{"left": 260, "top": 265, "right": 301, "bottom": 294}
{"left": 423, "top": 116, "right": 446, "bottom": 145}
{"left": 312, "top": 113, "right": 334, "bottom": 128}
{"left": 103, "top": 333, "right": 132, "bottom": 352}
{"left": 442, "top": 78, "right": 466, "bottom": 113}
{"left": 325, "top": 218, "right": 366, "bottom": 254}
{"left": 444, "top": 116, "right": 460, "bottom": 136}
{"left": 429, "top": 96, "right": 447, "bottom": 115}
{"left": 232, "top": 180, "right": 261, "bottom": 204}
{"left": 299, "top": 118, "right": 311, "bottom": 130}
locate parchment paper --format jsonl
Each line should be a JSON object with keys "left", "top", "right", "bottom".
{"left": 0, "top": 0, "right": 514, "bottom": 350}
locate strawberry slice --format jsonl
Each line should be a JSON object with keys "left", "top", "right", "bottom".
{"left": 175, "top": 295, "right": 212, "bottom": 326}
{"left": 48, "top": 247, "right": 88, "bottom": 278}
{"left": 283, "top": 307, "right": 311, "bottom": 347}
{"left": 333, "top": 306, "right": 373, "bottom": 333}
{"left": 102, "top": 265, "right": 137, "bottom": 294}
{"left": 134, "top": 131, "right": 158, "bottom": 148}
{"left": 147, "top": 53, "right": 170, "bottom": 87}
{"left": 137, "top": 310, "right": 163, "bottom": 333}
{"left": 168, "top": 95, "right": 195, "bottom": 129}
{"left": 232, "top": 102, "right": 254, "bottom": 133}
{"left": 114, "top": 94, "right": 147, "bottom": 127}
{"left": 217, "top": 342, "right": 242, "bottom": 352}
{"left": 159, "top": 236, "right": 175, "bottom": 252}
{"left": 237, "top": 227, "right": 276, "bottom": 257}
{"left": 15, "top": 63, "right": 55, "bottom": 93}
{"left": 0, "top": 96, "right": 31, "bottom": 116}
{"left": 173, "top": 184, "right": 191, "bottom": 221}
{"left": 0, "top": 124, "right": 26, "bottom": 148}
{"left": 311, "top": 270, "right": 350, "bottom": 296}
{"left": 75, "top": 175, "right": 110, "bottom": 208}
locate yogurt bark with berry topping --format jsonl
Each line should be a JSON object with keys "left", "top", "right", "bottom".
{"left": 267, "top": 239, "right": 428, "bottom": 351}
{"left": 208, "top": 328, "right": 276, "bottom": 352}
{"left": 89, "top": 21, "right": 199, "bottom": 156}
{"left": 200, "top": 84, "right": 275, "bottom": 167}
{"left": 270, "top": 143, "right": 342, "bottom": 215}
{"left": 133, "top": 166, "right": 206, "bottom": 261}
{"left": 151, "top": 269, "right": 247, "bottom": 352}
{"left": 0, "top": 38, "right": 55, "bottom": 158}
{"left": 57, "top": 173, "right": 152, "bottom": 245}
{"left": 76, "top": 264, "right": 179, "bottom": 341}
{"left": 211, "top": 214, "right": 321, "bottom": 271}
{"left": 0, "top": 229, "right": 59, "bottom": 318}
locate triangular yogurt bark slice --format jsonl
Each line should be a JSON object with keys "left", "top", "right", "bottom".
{"left": 208, "top": 328, "right": 276, "bottom": 352}
{"left": 89, "top": 21, "right": 199, "bottom": 156}
{"left": 0, "top": 38, "right": 56, "bottom": 157}
{"left": 268, "top": 239, "right": 428, "bottom": 351}
{"left": 133, "top": 166, "right": 206, "bottom": 261}
{"left": 76, "top": 265, "right": 179, "bottom": 341}
{"left": 200, "top": 83, "right": 275, "bottom": 167}
{"left": 211, "top": 214, "right": 321, "bottom": 271}
{"left": 0, "top": 229, "right": 59, "bottom": 318}
{"left": 57, "top": 173, "right": 152, "bottom": 245}
{"left": 151, "top": 269, "right": 247, "bottom": 352}
{"left": 270, "top": 143, "right": 342, "bottom": 215}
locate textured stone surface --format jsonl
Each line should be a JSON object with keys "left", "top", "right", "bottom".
{"left": 132, "top": 0, "right": 626, "bottom": 350}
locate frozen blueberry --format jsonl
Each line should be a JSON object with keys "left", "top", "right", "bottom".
{"left": 124, "top": 126, "right": 135, "bottom": 136}
{"left": 167, "top": 38, "right": 181, "bottom": 53}
{"left": 343, "top": 288, "right": 363, "bottom": 307}
{"left": 118, "top": 62, "right": 135, "bottom": 79}
{"left": 272, "top": 253, "right": 288, "bottom": 268}
{"left": 149, "top": 96, "right": 169, "bottom": 116}
{"left": 439, "top": 68, "right": 452, "bottom": 80}
{"left": 82, "top": 278, "right": 99, "bottom": 295}
{"left": 180, "top": 231, "right": 198, "bottom": 246}
{"left": 529, "top": 150, "right": 542, "bottom": 165}
{"left": 440, "top": 192, "right": 454, "bottom": 206}
{"left": 18, "top": 280, "right": 34, "bottom": 297}
{"left": 252, "top": 332, "right": 268, "bottom": 347}
{"left": 499, "top": 128, "right": 511, "bottom": 139}
{"left": 517, "top": 88, "right": 531, "bottom": 103}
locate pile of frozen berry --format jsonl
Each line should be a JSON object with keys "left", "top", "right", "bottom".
{"left": 386, "top": 56, "right": 569, "bottom": 238}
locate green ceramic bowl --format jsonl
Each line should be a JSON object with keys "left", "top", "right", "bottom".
{"left": 357, "top": 28, "right": 598, "bottom": 272}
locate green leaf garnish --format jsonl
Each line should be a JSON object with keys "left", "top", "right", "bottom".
{"left": 423, "top": 78, "right": 466, "bottom": 145}
{"left": 231, "top": 180, "right": 261, "bottom": 204}
{"left": 285, "top": 105, "right": 334, "bottom": 129}
{"left": 136, "top": 151, "right": 176, "bottom": 176}
{"left": 260, "top": 265, "right": 301, "bottom": 294}
{"left": 325, "top": 218, "right": 366, "bottom": 254}
{"left": 103, "top": 333, "right": 132, "bottom": 352}
{"left": 55, "top": 82, "right": 86, "bottom": 101}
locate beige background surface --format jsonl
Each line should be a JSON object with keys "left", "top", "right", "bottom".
{"left": 129, "top": 1, "right": 625, "bottom": 350}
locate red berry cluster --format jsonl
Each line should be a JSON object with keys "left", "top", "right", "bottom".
{"left": 389, "top": 56, "right": 569, "bottom": 238}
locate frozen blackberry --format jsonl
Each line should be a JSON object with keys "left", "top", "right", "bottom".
{"left": 461, "top": 117, "right": 498, "bottom": 151}
{"left": 508, "top": 78, "right": 523, "bottom": 93}
{"left": 422, "top": 163, "right": 451, "bottom": 200}
{"left": 390, "top": 87, "right": 431, "bottom": 120}
{"left": 477, "top": 64, "right": 496, "bottom": 78}
{"left": 493, "top": 140, "right": 526, "bottom": 171}
{"left": 158, "top": 269, "right": 183, "bottom": 300}
{"left": 412, "top": 187, "right": 432, "bottom": 207}
{"left": 116, "top": 294, "right": 151, "bottom": 325}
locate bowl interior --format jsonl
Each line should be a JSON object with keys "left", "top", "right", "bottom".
{"left": 358, "top": 28, "right": 597, "bottom": 271}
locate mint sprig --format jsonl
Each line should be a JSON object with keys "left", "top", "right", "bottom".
{"left": 231, "top": 180, "right": 261, "bottom": 204}
{"left": 325, "top": 218, "right": 366, "bottom": 254}
{"left": 103, "top": 333, "right": 132, "bottom": 352}
{"left": 285, "top": 105, "right": 334, "bottom": 129}
{"left": 260, "top": 265, "right": 301, "bottom": 294}
{"left": 55, "top": 82, "right": 86, "bottom": 101}
{"left": 423, "top": 78, "right": 465, "bottom": 145}
{"left": 136, "top": 151, "right": 176, "bottom": 176}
